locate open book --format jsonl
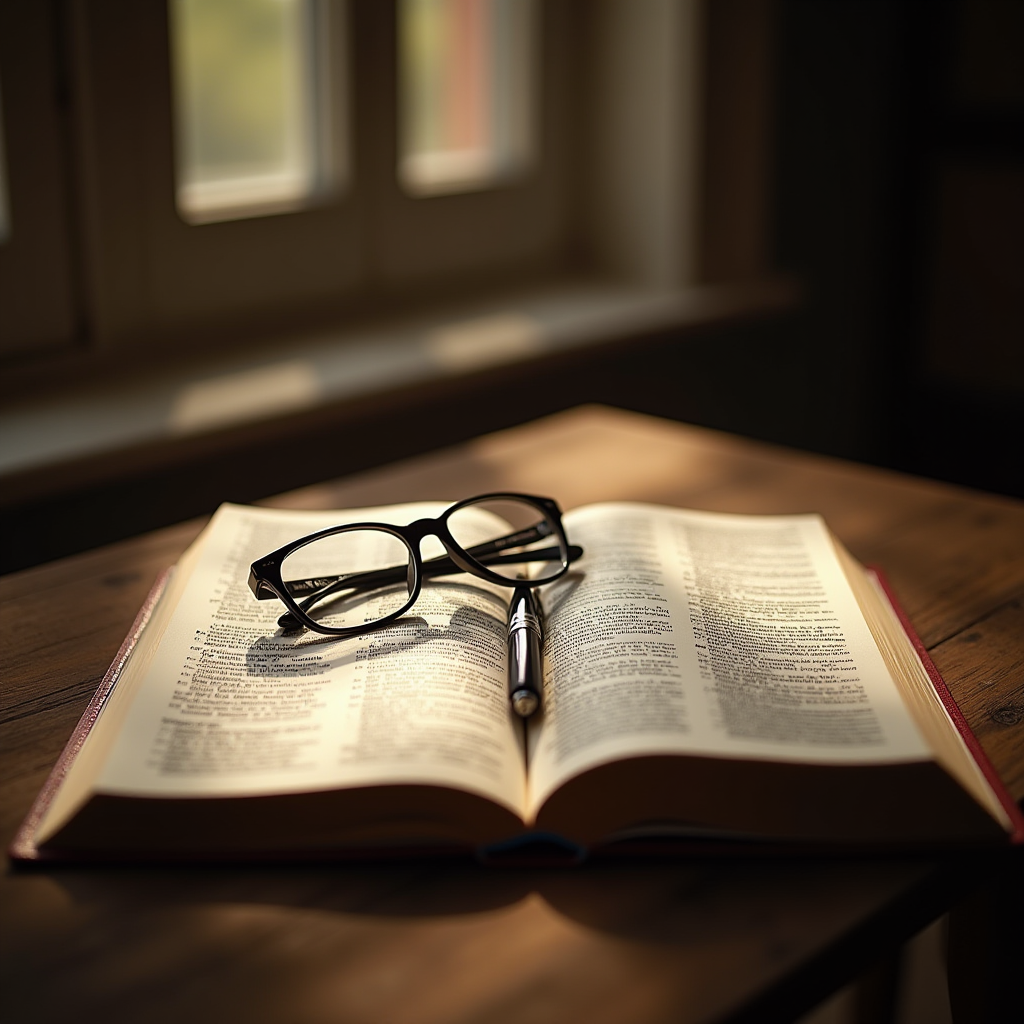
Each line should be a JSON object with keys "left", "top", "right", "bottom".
{"left": 13, "top": 501, "right": 1023, "bottom": 863}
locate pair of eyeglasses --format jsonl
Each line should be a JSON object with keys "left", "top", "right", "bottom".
{"left": 248, "top": 493, "right": 582, "bottom": 637}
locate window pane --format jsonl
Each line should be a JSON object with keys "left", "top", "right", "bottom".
{"left": 170, "top": 0, "right": 339, "bottom": 223}
{"left": 400, "top": 0, "right": 535, "bottom": 195}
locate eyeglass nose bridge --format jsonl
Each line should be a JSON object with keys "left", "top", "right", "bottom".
{"left": 405, "top": 518, "right": 482, "bottom": 579}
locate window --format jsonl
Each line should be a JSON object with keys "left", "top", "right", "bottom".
{"left": 20, "top": 0, "right": 577, "bottom": 357}
{"left": 1, "top": 2, "right": 762, "bottom": 371}
{"left": 171, "top": 0, "right": 342, "bottom": 223}
{"left": 399, "top": 0, "right": 536, "bottom": 195}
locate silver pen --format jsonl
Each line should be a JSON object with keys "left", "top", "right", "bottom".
{"left": 507, "top": 584, "right": 543, "bottom": 718}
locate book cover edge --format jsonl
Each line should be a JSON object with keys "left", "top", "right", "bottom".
{"left": 8, "top": 568, "right": 174, "bottom": 863}
{"left": 869, "top": 567, "right": 1024, "bottom": 844}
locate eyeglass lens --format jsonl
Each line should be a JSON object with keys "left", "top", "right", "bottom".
{"left": 446, "top": 497, "right": 563, "bottom": 582}
{"left": 280, "top": 528, "right": 415, "bottom": 631}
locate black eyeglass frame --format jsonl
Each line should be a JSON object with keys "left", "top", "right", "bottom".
{"left": 247, "top": 492, "right": 576, "bottom": 637}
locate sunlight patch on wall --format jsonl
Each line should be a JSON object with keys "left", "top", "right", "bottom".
{"left": 169, "top": 360, "right": 322, "bottom": 434}
{"left": 425, "top": 312, "right": 543, "bottom": 370}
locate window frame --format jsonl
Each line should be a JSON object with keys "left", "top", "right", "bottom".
{"left": 0, "top": 0, "right": 774, "bottom": 381}
{"left": 0, "top": 2, "right": 79, "bottom": 359}
{"left": 54, "top": 0, "right": 582, "bottom": 357}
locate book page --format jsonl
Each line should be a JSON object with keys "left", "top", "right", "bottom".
{"left": 93, "top": 503, "right": 528, "bottom": 819}
{"left": 526, "top": 503, "right": 932, "bottom": 815}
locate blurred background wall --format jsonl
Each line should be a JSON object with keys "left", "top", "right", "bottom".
{"left": 615, "top": 0, "right": 1022, "bottom": 495}
{"left": 0, "top": 0, "right": 1021, "bottom": 572}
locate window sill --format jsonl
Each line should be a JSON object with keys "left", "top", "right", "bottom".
{"left": 0, "top": 277, "right": 797, "bottom": 570}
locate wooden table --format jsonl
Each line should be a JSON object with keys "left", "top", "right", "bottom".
{"left": 2, "top": 406, "right": 1022, "bottom": 1024}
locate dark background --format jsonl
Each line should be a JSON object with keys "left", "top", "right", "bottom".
{"left": 621, "top": 0, "right": 1023, "bottom": 498}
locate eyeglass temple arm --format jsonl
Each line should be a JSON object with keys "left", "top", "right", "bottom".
{"left": 458, "top": 518, "right": 553, "bottom": 559}
{"left": 284, "top": 542, "right": 580, "bottom": 609}
{"left": 275, "top": 542, "right": 583, "bottom": 629}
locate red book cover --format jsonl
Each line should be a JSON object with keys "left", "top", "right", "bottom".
{"left": 870, "top": 568, "right": 1024, "bottom": 845}
{"left": 9, "top": 570, "right": 172, "bottom": 863}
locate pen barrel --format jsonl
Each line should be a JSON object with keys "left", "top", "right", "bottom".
{"left": 507, "top": 625, "right": 542, "bottom": 717}
{"left": 508, "top": 624, "right": 542, "bottom": 690}
{"left": 507, "top": 587, "right": 543, "bottom": 718}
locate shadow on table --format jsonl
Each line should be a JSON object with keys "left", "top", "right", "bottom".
{"left": 40, "top": 854, "right": 938, "bottom": 947}
{"left": 8, "top": 855, "right": 961, "bottom": 1024}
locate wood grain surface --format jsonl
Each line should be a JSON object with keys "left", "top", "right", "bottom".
{"left": 2, "top": 406, "right": 1022, "bottom": 1024}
